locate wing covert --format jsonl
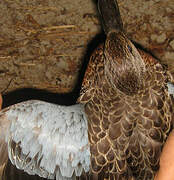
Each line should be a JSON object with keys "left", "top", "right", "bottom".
{"left": 0, "top": 100, "right": 90, "bottom": 179}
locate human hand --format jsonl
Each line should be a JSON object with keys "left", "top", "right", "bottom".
{"left": 155, "top": 130, "right": 174, "bottom": 180}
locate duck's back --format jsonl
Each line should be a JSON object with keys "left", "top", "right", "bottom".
{"left": 78, "top": 45, "right": 174, "bottom": 180}
{"left": 125, "top": 50, "right": 174, "bottom": 179}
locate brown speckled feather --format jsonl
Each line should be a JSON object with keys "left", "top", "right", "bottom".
{"left": 78, "top": 1, "right": 174, "bottom": 179}
{"left": 78, "top": 40, "right": 174, "bottom": 180}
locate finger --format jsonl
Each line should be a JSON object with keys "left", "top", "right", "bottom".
{"left": 160, "top": 130, "right": 174, "bottom": 167}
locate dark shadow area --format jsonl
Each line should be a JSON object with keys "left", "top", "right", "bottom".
{"left": 4, "top": 160, "right": 47, "bottom": 180}
{"left": 2, "top": 88, "right": 78, "bottom": 108}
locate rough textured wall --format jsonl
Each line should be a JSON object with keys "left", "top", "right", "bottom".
{"left": 0, "top": 0, "right": 99, "bottom": 94}
{"left": 119, "top": 0, "right": 174, "bottom": 71}
{"left": 0, "top": 0, "right": 173, "bottom": 94}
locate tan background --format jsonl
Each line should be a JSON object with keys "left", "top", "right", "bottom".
{"left": 0, "top": 0, "right": 174, "bottom": 95}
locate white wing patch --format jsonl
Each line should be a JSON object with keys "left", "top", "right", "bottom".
{"left": 0, "top": 100, "right": 90, "bottom": 179}
{"left": 167, "top": 82, "right": 174, "bottom": 96}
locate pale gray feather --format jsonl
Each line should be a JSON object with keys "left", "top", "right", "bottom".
{"left": 0, "top": 100, "right": 90, "bottom": 179}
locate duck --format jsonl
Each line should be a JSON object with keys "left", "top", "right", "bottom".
{"left": 0, "top": 0, "right": 174, "bottom": 179}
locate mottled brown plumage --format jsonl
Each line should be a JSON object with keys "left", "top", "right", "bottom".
{"left": 78, "top": 0, "right": 174, "bottom": 179}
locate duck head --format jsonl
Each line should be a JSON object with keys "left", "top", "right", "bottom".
{"left": 104, "top": 31, "right": 146, "bottom": 95}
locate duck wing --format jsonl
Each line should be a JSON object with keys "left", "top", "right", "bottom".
{"left": 0, "top": 100, "right": 90, "bottom": 180}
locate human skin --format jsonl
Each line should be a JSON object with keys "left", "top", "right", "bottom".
{"left": 0, "top": 94, "right": 173, "bottom": 179}
{"left": 154, "top": 129, "right": 174, "bottom": 180}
